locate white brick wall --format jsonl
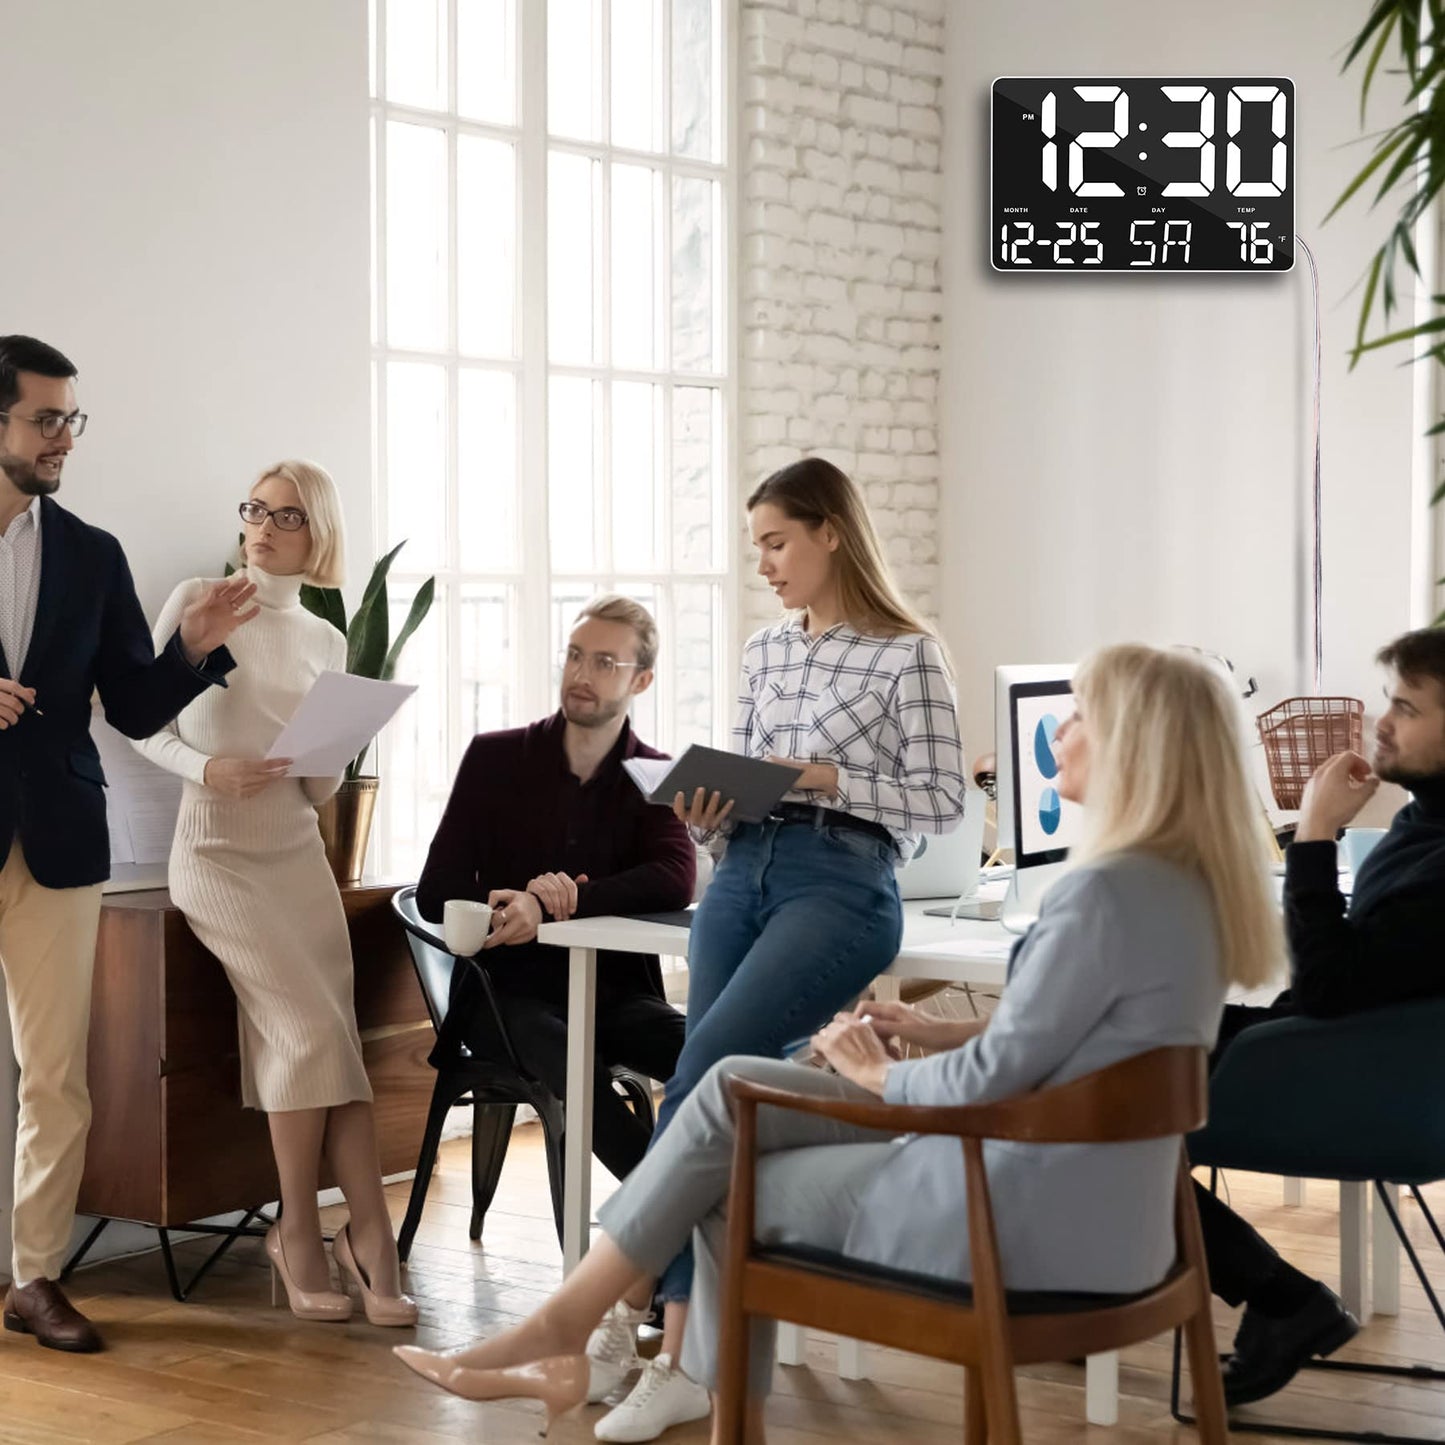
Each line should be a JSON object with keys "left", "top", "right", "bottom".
{"left": 738, "top": 0, "right": 945, "bottom": 636}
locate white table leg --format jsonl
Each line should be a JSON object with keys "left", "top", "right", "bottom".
{"left": 1283, "top": 1178, "right": 1305, "bottom": 1206}
{"left": 1085, "top": 1351, "right": 1119, "bottom": 1426}
{"left": 563, "top": 945, "right": 598, "bottom": 1275}
{"left": 837, "top": 1337, "right": 866, "bottom": 1380}
{"left": 1373, "top": 1183, "right": 1401, "bottom": 1317}
{"left": 777, "top": 1323, "right": 806, "bottom": 1366}
{"left": 1339, "top": 1181, "right": 1371, "bottom": 1323}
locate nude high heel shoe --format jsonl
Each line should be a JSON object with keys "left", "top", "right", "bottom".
{"left": 333, "top": 1223, "right": 419, "bottom": 1327}
{"left": 265, "top": 1224, "right": 352, "bottom": 1322}
{"left": 394, "top": 1348, "right": 589, "bottom": 1436}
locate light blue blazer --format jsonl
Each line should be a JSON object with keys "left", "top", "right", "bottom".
{"left": 844, "top": 851, "right": 1225, "bottom": 1294}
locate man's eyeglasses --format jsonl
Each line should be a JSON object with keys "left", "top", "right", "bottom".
{"left": 239, "top": 500, "right": 309, "bottom": 532}
{"left": 0, "top": 411, "right": 88, "bottom": 440}
{"left": 558, "top": 647, "right": 644, "bottom": 680}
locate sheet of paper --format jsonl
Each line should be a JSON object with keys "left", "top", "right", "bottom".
{"left": 265, "top": 670, "right": 417, "bottom": 777}
{"left": 90, "top": 710, "right": 184, "bottom": 867}
{"left": 622, "top": 757, "right": 673, "bottom": 796}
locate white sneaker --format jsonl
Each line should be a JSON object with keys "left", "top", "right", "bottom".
{"left": 585, "top": 1302, "right": 648, "bottom": 1404}
{"left": 594, "top": 1352, "right": 712, "bottom": 1442}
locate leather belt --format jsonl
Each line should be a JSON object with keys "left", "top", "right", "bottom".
{"left": 771, "top": 801, "right": 894, "bottom": 849}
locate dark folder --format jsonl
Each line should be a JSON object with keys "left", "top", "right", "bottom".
{"left": 623, "top": 745, "right": 804, "bottom": 824}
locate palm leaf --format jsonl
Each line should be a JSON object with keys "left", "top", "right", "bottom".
{"left": 1372, "top": 125, "right": 1432, "bottom": 207}
{"left": 1351, "top": 313, "right": 1445, "bottom": 358}
{"left": 1342, "top": 0, "right": 1404, "bottom": 75}
{"left": 1382, "top": 228, "right": 1400, "bottom": 317}
{"left": 1398, "top": 223, "right": 1421, "bottom": 279}
{"left": 1337, "top": 0, "right": 1445, "bottom": 624}
{"left": 1323, "top": 126, "right": 1412, "bottom": 223}
{"left": 1358, "top": 10, "right": 1399, "bottom": 121}
{"left": 1401, "top": 0, "right": 1422, "bottom": 82}
{"left": 1350, "top": 251, "right": 1385, "bottom": 367}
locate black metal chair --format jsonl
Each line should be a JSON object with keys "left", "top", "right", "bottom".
{"left": 390, "top": 886, "right": 657, "bottom": 1261}
{"left": 1172, "top": 999, "right": 1445, "bottom": 1443}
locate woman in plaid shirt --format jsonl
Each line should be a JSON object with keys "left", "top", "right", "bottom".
{"left": 579, "top": 457, "right": 968, "bottom": 1439}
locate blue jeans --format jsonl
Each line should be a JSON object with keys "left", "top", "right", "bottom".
{"left": 652, "top": 815, "right": 903, "bottom": 1302}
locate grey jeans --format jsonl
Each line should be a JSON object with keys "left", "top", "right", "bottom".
{"left": 595, "top": 1054, "right": 898, "bottom": 1396}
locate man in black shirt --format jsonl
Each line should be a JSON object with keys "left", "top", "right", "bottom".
{"left": 416, "top": 595, "right": 694, "bottom": 1186}
{"left": 1198, "top": 628, "right": 1445, "bottom": 1406}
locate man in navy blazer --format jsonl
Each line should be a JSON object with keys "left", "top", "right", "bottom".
{"left": 0, "top": 336, "right": 257, "bottom": 1352}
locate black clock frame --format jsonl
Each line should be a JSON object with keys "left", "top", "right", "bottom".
{"left": 991, "top": 76, "right": 1296, "bottom": 274}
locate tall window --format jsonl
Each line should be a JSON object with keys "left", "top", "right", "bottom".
{"left": 371, "top": 0, "right": 732, "bottom": 872}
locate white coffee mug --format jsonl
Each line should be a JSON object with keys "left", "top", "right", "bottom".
{"left": 443, "top": 899, "right": 493, "bottom": 956}
{"left": 1340, "top": 827, "right": 1387, "bottom": 878}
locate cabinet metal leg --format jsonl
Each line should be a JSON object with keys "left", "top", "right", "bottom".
{"left": 62, "top": 1211, "right": 273, "bottom": 1302}
{"left": 59, "top": 1218, "right": 112, "bottom": 1280}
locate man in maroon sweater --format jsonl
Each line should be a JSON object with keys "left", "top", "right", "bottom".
{"left": 417, "top": 595, "right": 694, "bottom": 1182}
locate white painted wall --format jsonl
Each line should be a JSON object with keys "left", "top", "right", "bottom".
{"left": 0, "top": 0, "right": 372, "bottom": 616}
{"left": 941, "top": 0, "right": 1418, "bottom": 778}
{"left": 0, "top": 0, "right": 370, "bottom": 1277}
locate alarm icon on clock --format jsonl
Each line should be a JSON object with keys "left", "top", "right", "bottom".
{"left": 991, "top": 77, "right": 1295, "bottom": 274}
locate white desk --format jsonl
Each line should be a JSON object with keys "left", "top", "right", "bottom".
{"left": 536, "top": 894, "right": 1123, "bottom": 1427}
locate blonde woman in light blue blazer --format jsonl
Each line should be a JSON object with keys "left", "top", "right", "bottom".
{"left": 392, "top": 644, "right": 1284, "bottom": 1442}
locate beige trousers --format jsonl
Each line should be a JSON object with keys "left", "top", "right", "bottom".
{"left": 0, "top": 841, "right": 102, "bottom": 1283}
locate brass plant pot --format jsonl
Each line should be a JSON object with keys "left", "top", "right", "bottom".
{"left": 316, "top": 777, "right": 379, "bottom": 885}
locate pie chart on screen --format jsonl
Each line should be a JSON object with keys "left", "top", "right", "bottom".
{"left": 1039, "top": 786, "right": 1062, "bottom": 835}
{"left": 1034, "top": 715, "right": 1061, "bottom": 780}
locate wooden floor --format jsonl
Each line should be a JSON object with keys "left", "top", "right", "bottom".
{"left": 4, "top": 1130, "right": 1442, "bottom": 1443}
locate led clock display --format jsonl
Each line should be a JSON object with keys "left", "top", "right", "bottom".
{"left": 991, "top": 77, "right": 1295, "bottom": 273}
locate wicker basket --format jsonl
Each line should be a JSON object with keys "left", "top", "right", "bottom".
{"left": 1256, "top": 697, "right": 1365, "bottom": 810}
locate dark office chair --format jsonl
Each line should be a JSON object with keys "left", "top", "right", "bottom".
{"left": 1174, "top": 998, "right": 1445, "bottom": 1442}
{"left": 390, "top": 886, "right": 657, "bottom": 1260}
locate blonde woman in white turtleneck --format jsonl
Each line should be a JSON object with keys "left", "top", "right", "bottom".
{"left": 133, "top": 461, "right": 417, "bottom": 1329}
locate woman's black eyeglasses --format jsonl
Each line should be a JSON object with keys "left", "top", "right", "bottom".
{"left": 239, "top": 500, "right": 309, "bottom": 532}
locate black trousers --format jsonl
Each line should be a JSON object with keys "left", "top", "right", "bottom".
{"left": 462, "top": 986, "right": 686, "bottom": 1185}
{"left": 1192, "top": 1000, "right": 1304, "bottom": 1307}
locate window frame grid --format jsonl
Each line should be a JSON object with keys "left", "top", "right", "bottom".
{"left": 371, "top": 0, "right": 737, "bottom": 875}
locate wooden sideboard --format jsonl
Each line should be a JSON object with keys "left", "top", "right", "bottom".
{"left": 78, "top": 881, "right": 435, "bottom": 1227}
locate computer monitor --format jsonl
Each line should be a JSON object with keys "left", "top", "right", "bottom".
{"left": 994, "top": 665, "right": 1081, "bottom": 932}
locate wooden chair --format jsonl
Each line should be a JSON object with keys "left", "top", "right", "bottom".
{"left": 715, "top": 1046, "right": 1227, "bottom": 1444}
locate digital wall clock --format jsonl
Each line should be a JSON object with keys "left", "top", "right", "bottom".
{"left": 991, "top": 77, "right": 1295, "bottom": 273}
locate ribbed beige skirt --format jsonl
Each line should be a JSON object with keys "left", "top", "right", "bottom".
{"left": 169, "top": 779, "right": 372, "bottom": 1111}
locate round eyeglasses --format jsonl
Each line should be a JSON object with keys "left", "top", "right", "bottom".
{"left": 239, "top": 500, "right": 309, "bottom": 532}
{"left": 0, "top": 411, "right": 87, "bottom": 440}
{"left": 558, "top": 647, "right": 644, "bottom": 680}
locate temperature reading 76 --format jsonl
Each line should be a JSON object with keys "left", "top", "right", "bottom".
{"left": 1227, "top": 220, "right": 1275, "bottom": 264}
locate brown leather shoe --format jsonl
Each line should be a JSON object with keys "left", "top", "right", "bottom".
{"left": 3, "top": 1279, "right": 103, "bottom": 1352}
